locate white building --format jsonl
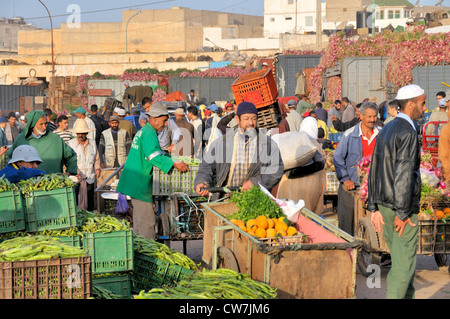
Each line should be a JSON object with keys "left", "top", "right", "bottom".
{"left": 371, "top": 0, "right": 415, "bottom": 30}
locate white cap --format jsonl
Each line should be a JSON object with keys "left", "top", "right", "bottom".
{"left": 439, "top": 98, "right": 447, "bottom": 107}
{"left": 114, "top": 107, "right": 126, "bottom": 116}
{"left": 395, "top": 84, "right": 425, "bottom": 100}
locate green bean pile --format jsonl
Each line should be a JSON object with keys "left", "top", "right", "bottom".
{"left": 18, "top": 173, "right": 75, "bottom": 192}
{"left": 134, "top": 268, "right": 278, "bottom": 299}
{"left": 91, "top": 285, "right": 123, "bottom": 299}
{"left": 0, "top": 176, "right": 19, "bottom": 192}
{"left": 78, "top": 210, "right": 131, "bottom": 233}
{"left": 0, "top": 235, "right": 87, "bottom": 262}
{"left": 133, "top": 234, "right": 198, "bottom": 271}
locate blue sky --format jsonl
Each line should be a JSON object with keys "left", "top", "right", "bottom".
{"left": 2, "top": 0, "right": 448, "bottom": 29}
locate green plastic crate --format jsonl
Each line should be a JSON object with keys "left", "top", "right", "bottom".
{"left": 0, "top": 190, "right": 26, "bottom": 234}
{"left": 54, "top": 235, "right": 83, "bottom": 247}
{"left": 153, "top": 166, "right": 199, "bottom": 196}
{"left": 93, "top": 273, "right": 132, "bottom": 299}
{"left": 131, "top": 253, "right": 194, "bottom": 293}
{"left": 83, "top": 230, "right": 134, "bottom": 274}
{"left": 23, "top": 187, "right": 78, "bottom": 232}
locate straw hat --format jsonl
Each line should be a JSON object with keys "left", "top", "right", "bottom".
{"left": 69, "top": 119, "right": 95, "bottom": 134}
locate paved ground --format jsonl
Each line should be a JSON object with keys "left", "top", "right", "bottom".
{"left": 170, "top": 238, "right": 450, "bottom": 299}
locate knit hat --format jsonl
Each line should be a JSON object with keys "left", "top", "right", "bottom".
{"left": 236, "top": 102, "right": 258, "bottom": 117}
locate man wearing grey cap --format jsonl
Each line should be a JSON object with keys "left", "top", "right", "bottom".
{"left": 368, "top": 84, "right": 427, "bottom": 299}
{"left": 116, "top": 102, "right": 189, "bottom": 240}
{"left": 285, "top": 99, "right": 302, "bottom": 131}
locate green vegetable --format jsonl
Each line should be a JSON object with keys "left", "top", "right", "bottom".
{"left": 0, "top": 175, "right": 20, "bottom": 192}
{"left": 134, "top": 268, "right": 277, "bottom": 299}
{"left": 228, "top": 186, "right": 283, "bottom": 222}
{"left": 0, "top": 235, "right": 87, "bottom": 262}
{"left": 18, "top": 173, "right": 75, "bottom": 193}
{"left": 133, "top": 234, "right": 198, "bottom": 270}
{"left": 78, "top": 210, "right": 131, "bottom": 233}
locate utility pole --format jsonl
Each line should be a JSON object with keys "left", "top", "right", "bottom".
{"left": 316, "top": 0, "right": 322, "bottom": 51}
{"left": 38, "top": 0, "right": 55, "bottom": 109}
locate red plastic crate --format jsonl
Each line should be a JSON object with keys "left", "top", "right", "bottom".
{"left": 165, "top": 91, "right": 185, "bottom": 102}
{"left": 232, "top": 68, "right": 278, "bottom": 109}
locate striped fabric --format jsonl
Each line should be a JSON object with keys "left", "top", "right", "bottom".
{"left": 228, "top": 132, "right": 257, "bottom": 187}
{"left": 54, "top": 130, "right": 73, "bottom": 144}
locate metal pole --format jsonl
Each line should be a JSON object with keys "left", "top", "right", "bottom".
{"left": 316, "top": 0, "right": 322, "bottom": 51}
{"left": 372, "top": 0, "right": 376, "bottom": 36}
{"left": 126, "top": 10, "right": 141, "bottom": 53}
{"left": 38, "top": 0, "right": 55, "bottom": 108}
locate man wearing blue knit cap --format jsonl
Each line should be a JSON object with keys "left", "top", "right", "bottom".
{"left": 194, "top": 101, "right": 284, "bottom": 199}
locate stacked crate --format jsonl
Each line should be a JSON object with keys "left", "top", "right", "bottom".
{"left": 232, "top": 69, "right": 281, "bottom": 129}
{"left": 49, "top": 76, "right": 80, "bottom": 111}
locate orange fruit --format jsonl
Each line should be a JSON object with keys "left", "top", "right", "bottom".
{"left": 278, "top": 216, "right": 289, "bottom": 224}
{"left": 435, "top": 211, "right": 445, "bottom": 220}
{"left": 257, "top": 218, "right": 269, "bottom": 229}
{"left": 287, "top": 226, "right": 297, "bottom": 236}
{"left": 443, "top": 208, "right": 450, "bottom": 214}
{"left": 266, "top": 218, "right": 275, "bottom": 229}
{"left": 239, "top": 225, "right": 247, "bottom": 232}
{"left": 246, "top": 219, "right": 257, "bottom": 230}
{"left": 275, "top": 220, "right": 288, "bottom": 232}
{"left": 255, "top": 227, "right": 267, "bottom": 238}
{"left": 234, "top": 220, "right": 245, "bottom": 228}
{"left": 249, "top": 225, "right": 258, "bottom": 232}
{"left": 277, "top": 229, "right": 287, "bottom": 237}
{"left": 247, "top": 230, "right": 256, "bottom": 237}
{"left": 266, "top": 228, "right": 277, "bottom": 238}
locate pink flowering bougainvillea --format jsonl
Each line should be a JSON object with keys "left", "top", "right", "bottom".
{"left": 309, "top": 26, "right": 450, "bottom": 104}
{"left": 77, "top": 66, "right": 248, "bottom": 107}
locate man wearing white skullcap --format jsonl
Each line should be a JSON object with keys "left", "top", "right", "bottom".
{"left": 367, "top": 84, "right": 427, "bottom": 299}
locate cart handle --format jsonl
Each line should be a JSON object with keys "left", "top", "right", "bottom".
{"left": 201, "top": 186, "right": 241, "bottom": 193}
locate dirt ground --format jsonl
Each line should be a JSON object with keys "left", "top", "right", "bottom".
{"left": 170, "top": 239, "right": 450, "bottom": 299}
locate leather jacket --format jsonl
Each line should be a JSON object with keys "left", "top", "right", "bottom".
{"left": 367, "top": 117, "right": 421, "bottom": 220}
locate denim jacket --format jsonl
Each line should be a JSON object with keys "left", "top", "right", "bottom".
{"left": 333, "top": 123, "right": 382, "bottom": 186}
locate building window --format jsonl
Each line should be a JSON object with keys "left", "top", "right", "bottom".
{"left": 270, "top": 17, "right": 275, "bottom": 22}
{"left": 305, "top": 16, "right": 313, "bottom": 26}
{"left": 285, "top": 17, "right": 292, "bottom": 21}
{"left": 388, "top": 10, "right": 394, "bottom": 19}
{"left": 288, "top": 0, "right": 294, "bottom": 3}
{"left": 395, "top": 10, "right": 401, "bottom": 19}
{"left": 379, "top": 10, "right": 384, "bottom": 20}
{"left": 404, "top": 10, "right": 410, "bottom": 18}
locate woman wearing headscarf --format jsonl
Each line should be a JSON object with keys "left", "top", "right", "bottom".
{"left": 274, "top": 116, "right": 326, "bottom": 216}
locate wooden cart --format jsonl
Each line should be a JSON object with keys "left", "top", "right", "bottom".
{"left": 347, "top": 189, "right": 450, "bottom": 275}
{"left": 201, "top": 201, "right": 362, "bottom": 299}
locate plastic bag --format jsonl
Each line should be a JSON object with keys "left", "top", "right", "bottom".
{"left": 115, "top": 192, "right": 129, "bottom": 215}
{"left": 420, "top": 168, "right": 439, "bottom": 188}
{"left": 271, "top": 131, "right": 318, "bottom": 171}
{"left": 259, "top": 184, "right": 305, "bottom": 223}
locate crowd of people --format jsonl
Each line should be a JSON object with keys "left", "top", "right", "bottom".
{"left": 0, "top": 83, "right": 448, "bottom": 299}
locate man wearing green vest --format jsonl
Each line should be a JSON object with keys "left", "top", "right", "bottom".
{"left": 116, "top": 102, "right": 189, "bottom": 240}
{"left": 6, "top": 110, "right": 77, "bottom": 176}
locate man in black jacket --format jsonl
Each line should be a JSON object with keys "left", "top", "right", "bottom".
{"left": 367, "top": 84, "right": 427, "bottom": 299}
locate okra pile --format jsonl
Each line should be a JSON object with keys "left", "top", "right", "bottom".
{"left": 0, "top": 175, "right": 19, "bottom": 192}
{"left": 134, "top": 268, "right": 278, "bottom": 299}
{"left": 18, "top": 173, "right": 75, "bottom": 192}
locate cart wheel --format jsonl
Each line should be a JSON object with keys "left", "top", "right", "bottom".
{"left": 356, "top": 217, "right": 381, "bottom": 277}
{"left": 434, "top": 254, "right": 450, "bottom": 274}
{"left": 216, "top": 247, "right": 240, "bottom": 273}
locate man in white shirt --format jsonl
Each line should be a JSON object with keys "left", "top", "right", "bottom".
{"left": 73, "top": 106, "right": 96, "bottom": 142}
{"left": 187, "top": 106, "right": 204, "bottom": 159}
{"left": 68, "top": 119, "right": 101, "bottom": 211}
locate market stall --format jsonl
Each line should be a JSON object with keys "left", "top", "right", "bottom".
{"left": 353, "top": 152, "right": 450, "bottom": 276}
{"left": 201, "top": 187, "right": 362, "bottom": 299}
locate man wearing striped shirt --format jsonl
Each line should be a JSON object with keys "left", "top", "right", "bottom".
{"left": 54, "top": 115, "right": 72, "bottom": 144}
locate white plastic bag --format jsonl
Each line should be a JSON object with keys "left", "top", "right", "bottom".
{"left": 259, "top": 184, "right": 305, "bottom": 223}
{"left": 271, "top": 131, "right": 318, "bottom": 171}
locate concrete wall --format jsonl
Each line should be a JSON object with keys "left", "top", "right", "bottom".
{"left": 203, "top": 27, "right": 279, "bottom": 51}
{"left": 17, "top": 8, "right": 263, "bottom": 56}
{"left": 279, "top": 33, "right": 330, "bottom": 51}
